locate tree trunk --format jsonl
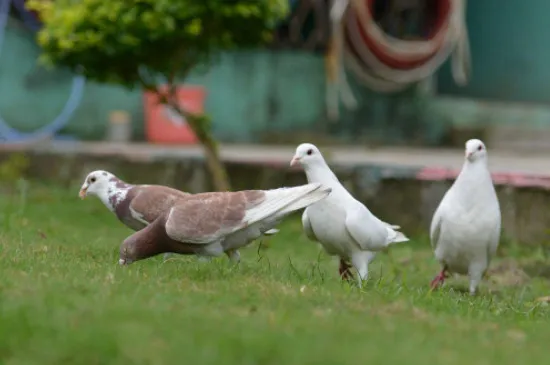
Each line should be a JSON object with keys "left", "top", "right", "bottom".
{"left": 188, "top": 115, "right": 231, "bottom": 192}
{"left": 165, "top": 98, "right": 231, "bottom": 192}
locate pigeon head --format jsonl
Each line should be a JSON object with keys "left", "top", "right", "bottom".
{"left": 464, "top": 139, "right": 487, "bottom": 163}
{"left": 290, "top": 143, "right": 324, "bottom": 168}
{"left": 118, "top": 232, "right": 160, "bottom": 265}
{"left": 79, "top": 170, "right": 116, "bottom": 199}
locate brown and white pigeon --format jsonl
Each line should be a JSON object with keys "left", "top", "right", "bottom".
{"left": 118, "top": 183, "right": 332, "bottom": 265}
{"left": 79, "top": 170, "right": 277, "bottom": 262}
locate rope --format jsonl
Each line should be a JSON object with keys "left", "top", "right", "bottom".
{"left": 0, "top": 0, "right": 85, "bottom": 143}
{"left": 346, "top": 5, "right": 458, "bottom": 84}
{"left": 350, "top": 0, "right": 452, "bottom": 59}
{"left": 450, "top": 0, "right": 470, "bottom": 85}
{"left": 326, "top": 0, "right": 471, "bottom": 120}
{"left": 351, "top": 0, "right": 470, "bottom": 85}
{"left": 327, "top": 0, "right": 358, "bottom": 120}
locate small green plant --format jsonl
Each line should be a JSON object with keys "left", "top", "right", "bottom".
{"left": 28, "top": 0, "right": 289, "bottom": 191}
{"left": 0, "top": 153, "right": 30, "bottom": 184}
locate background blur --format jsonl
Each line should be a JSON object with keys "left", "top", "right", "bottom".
{"left": 0, "top": 3, "right": 549, "bottom": 364}
{"left": 1, "top": 0, "right": 550, "bottom": 149}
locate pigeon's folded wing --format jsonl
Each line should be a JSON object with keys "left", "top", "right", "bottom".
{"left": 129, "top": 186, "right": 189, "bottom": 225}
{"left": 344, "top": 206, "right": 389, "bottom": 251}
{"left": 302, "top": 210, "right": 318, "bottom": 242}
{"left": 165, "top": 184, "right": 328, "bottom": 244}
{"left": 487, "top": 218, "right": 501, "bottom": 260}
{"left": 430, "top": 190, "right": 459, "bottom": 250}
{"left": 429, "top": 204, "right": 445, "bottom": 250}
{"left": 382, "top": 221, "right": 401, "bottom": 230}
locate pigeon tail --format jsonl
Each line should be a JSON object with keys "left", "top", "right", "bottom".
{"left": 391, "top": 231, "right": 409, "bottom": 243}
{"left": 264, "top": 229, "right": 279, "bottom": 236}
{"left": 274, "top": 183, "right": 332, "bottom": 217}
{"left": 386, "top": 228, "right": 410, "bottom": 245}
{"left": 240, "top": 183, "right": 332, "bottom": 230}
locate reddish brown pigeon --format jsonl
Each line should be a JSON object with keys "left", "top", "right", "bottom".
{"left": 79, "top": 170, "right": 278, "bottom": 262}
{"left": 118, "top": 182, "right": 332, "bottom": 265}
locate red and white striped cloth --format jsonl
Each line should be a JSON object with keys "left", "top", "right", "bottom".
{"left": 326, "top": 0, "right": 470, "bottom": 119}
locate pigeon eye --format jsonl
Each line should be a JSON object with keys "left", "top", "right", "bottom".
{"left": 477, "top": 145, "right": 483, "bottom": 151}
{"left": 306, "top": 149, "right": 313, "bottom": 156}
{"left": 90, "top": 177, "right": 96, "bottom": 183}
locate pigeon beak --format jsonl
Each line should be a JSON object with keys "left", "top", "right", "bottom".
{"left": 290, "top": 156, "right": 300, "bottom": 167}
{"left": 79, "top": 187, "right": 87, "bottom": 199}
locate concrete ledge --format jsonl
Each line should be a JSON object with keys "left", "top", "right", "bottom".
{"left": 0, "top": 141, "right": 549, "bottom": 245}
{"left": 431, "top": 96, "right": 550, "bottom": 152}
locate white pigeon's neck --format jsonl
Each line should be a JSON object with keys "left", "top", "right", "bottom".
{"left": 303, "top": 160, "right": 341, "bottom": 186}
{"left": 460, "top": 158, "right": 490, "bottom": 178}
{"left": 97, "top": 180, "right": 132, "bottom": 212}
{"left": 453, "top": 158, "right": 494, "bottom": 202}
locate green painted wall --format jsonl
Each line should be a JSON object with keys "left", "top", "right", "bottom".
{"left": 0, "top": 17, "right": 443, "bottom": 145}
{"left": 0, "top": 17, "right": 324, "bottom": 142}
{"left": 2, "top": 2, "right": 550, "bottom": 146}
{"left": 438, "top": 0, "right": 550, "bottom": 103}
{"left": 0, "top": 18, "right": 142, "bottom": 140}
{"left": 186, "top": 51, "right": 325, "bottom": 142}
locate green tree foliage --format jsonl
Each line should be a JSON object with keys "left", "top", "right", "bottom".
{"left": 28, "top": 0, "right": 289, "bottom": 190}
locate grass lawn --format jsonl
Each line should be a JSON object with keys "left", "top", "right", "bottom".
{"left": 1, "top": 182, "right": 550, "bottom": 365}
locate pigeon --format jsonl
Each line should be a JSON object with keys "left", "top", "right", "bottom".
{"left": 118, "top": 182, "right": 332, "bottom": 265}
{"left": 290, "top": 143, "right": 409, "bottom": 287}
{"left": 429, "top": 139, "right": 501, "bottom": 295}
{"left": 78, "top": 170, "right": 278, "bottom": 262}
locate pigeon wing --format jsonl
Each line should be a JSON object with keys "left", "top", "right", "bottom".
{"left": 129, "top": 186, "right": 189, "bottom": 225}
{"left": 301, "top": 209, "right": 318, "bottom": 242}
{"left": 344, "top": 204, "right": 389, "bottom": 251}
{"left": 487, "top": 213, "right": 502, "bottom": 261}
{"left": 430, "top": 204, "right": 444, "bottom": 250}
{"left": 165, "top": 183, "right": 329, "bottom": 244}
{"left": 429, "top": 184, "right": 459, "bottom": 251}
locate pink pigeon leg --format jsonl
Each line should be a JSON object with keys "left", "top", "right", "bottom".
{"left": 430, "top": 267, "right": 449, "bottom": 289}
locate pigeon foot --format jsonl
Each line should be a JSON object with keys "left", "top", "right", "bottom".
{"left": 430, "top": 269, "right": 448, "bottom": 290}
{"left": 339, "top": 258, "right": 354, "bottom": 281}
{"left": 225, "top": 249, "right": 241, "bottom": 263}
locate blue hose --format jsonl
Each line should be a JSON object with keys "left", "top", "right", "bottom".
{"left": 12, "top": 0, "right": 40, "bottom": 31}
{"left": 0, "top": 0, "right": 85, "bottom": 143}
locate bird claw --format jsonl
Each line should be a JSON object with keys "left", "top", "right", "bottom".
{"left": 429, "top": 278, "right": 442, "bottom": 290}
{"left": 430, "top": 270, "right": 448, "bottom": 290}
{"left": 339, "top": 259, "right": 354, "bottom": 282}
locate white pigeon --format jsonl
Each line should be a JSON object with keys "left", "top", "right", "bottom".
{"left": 290, "top": 143, "right": 409, "bottom": 287}
{"left": 429, "top": 139, "right": 501, "bottom": 295}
